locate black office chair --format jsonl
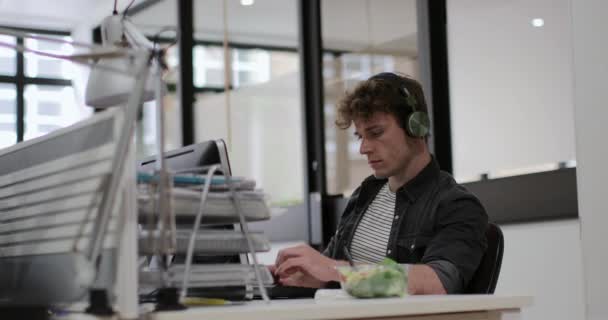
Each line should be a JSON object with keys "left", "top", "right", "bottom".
{"left": 465, "top": 223, "right": 504, "bottom": 294}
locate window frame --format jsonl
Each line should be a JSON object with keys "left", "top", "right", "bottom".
{"left": 0, "top": 26, "right": 72, "bottom": 144}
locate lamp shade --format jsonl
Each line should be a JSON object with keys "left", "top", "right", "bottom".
{"left": 85, "top": 57, "right": 156, "bottom": 108}
{"left": 84, "top": 14, "right": 163, "bottom": 108}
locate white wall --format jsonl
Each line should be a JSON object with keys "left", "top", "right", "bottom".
{"left": 497, "top": 220, "right": 586, "bottom": 320}
{"left": 447, "top": 1, "right": 588, "bottom": 319}
{"left": 570, "top": 1, "right": 608, "bottom": 319}
{"left": 447, "top": 0, "right": 576, "bottom": 181}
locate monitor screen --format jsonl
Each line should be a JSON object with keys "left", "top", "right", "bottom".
{"left": 139, "top": 139, "right": 231, "bottom": 176}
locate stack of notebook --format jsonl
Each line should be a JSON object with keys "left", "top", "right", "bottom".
{"left": 136, "top": 140, "right": 275, "bottom": 302}
{"left": 138, "top": 185, "right": 271, "bottom": 224}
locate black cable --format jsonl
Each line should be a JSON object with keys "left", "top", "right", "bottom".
{"left": 152, "top": 26, "right": 179, "bottom": 49}
{"left": 151, "top": 27, "right": 179, "bottom": 71}
{"left": 123, "top": 0, "right": 136, "bottom": 16}
{"left": 113, "top": 0, "right": 118, "bottom": 14}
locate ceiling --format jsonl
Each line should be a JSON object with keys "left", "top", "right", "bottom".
{"left": 130, "top": 0, "right": 418, "bottom": 55}
{"left": 0, "top": 0, "right": 418, "bottom": 55}
{"left": 0, "top": 0, "right": 141, "bottom": 30}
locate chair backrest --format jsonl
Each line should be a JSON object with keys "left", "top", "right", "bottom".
{"left": 465, "top": 223, "right": 504, "bottom": 294}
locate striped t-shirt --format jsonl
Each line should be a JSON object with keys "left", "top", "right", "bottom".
{"left": 350, "top": 183, "right": 396, "bottom": 263}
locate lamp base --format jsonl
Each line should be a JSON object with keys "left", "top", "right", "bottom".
{"left": 154, "top": 288, "right": 186, "bottom": 312}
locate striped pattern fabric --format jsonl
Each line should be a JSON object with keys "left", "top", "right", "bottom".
{"left": 350, "top": 183, "right": 396, "bottom": 263}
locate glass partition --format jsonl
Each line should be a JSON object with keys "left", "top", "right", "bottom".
{"left": 130, "top": 0, "right": 307, "bottom": 241}
{"left": 321, "top": 0, "right": 420, "bottom": 196}
{"left": 187, "top": 0, "right": 304, "bottom": 208}
{"left": 130, "top": 0, "right": 181, "bottom": 159}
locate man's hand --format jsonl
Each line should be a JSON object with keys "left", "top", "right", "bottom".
{"left": 407, "top": 264, "right": 447, "bottom": 295}
{"left": 270, "top": 244, "right": 347, "bottom": 288}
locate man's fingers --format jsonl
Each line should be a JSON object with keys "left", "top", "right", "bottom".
{"left": 267, "top": 265, "right": 279, "bottom": 283}
{"left": 275, "top": 257, "right": 304, "bottom": 277}
{"left": 278, "top": 271, "right": 309, "bottom": 288}
{"left": 275, "top": 257, "right": 308, "bottom": 278}
{"left": 279, "top": 276, "right": 299, "bottom": 287}
{"left": 274, "top": 245, "right": 313, "bottom": 267}
{"left": 275, "top": 250, "right": 295, "bottom": 268}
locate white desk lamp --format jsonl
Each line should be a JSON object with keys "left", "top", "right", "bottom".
{"left": 85, "top": 13, "right": 177, "bottom": 277}
{"left": 0, "top": 25, "right": 154, "bottom": 317}
{"left": 0, "top": 15, "right": 175, "bottom": 316}
{"left": 85, "top": 13, "right": 271, "bottom": 305}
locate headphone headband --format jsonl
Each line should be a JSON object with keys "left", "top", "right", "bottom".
{"left": 369, "top": 72, "right": 419, "bottom": 110}
{"left": 368, "top": 72, "right": 430, "bottom": 138}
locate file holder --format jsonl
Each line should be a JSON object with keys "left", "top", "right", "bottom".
{"left": 138, "top": 143, "right": 272, "bottom": 304}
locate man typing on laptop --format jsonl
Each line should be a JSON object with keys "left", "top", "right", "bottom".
{"left": 270, "top": 73, "right": 488, "bottom": 295}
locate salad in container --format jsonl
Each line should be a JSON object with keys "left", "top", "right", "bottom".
{"left": 336, "top": 258, "right": 407, "bottom": 298}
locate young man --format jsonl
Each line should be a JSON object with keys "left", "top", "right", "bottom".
{"left": 271, "top": 72, "right": 488, "bottom": 294}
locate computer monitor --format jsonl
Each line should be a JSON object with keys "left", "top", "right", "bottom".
{"left": 0, "top": 109, "right": 127, "bottom": 311}
{"left": 139, "top": 139, "right": 232, "bottom": 177}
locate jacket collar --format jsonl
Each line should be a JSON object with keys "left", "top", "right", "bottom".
{"left": 360, "top": 155, "right": 440, "bottom": 202}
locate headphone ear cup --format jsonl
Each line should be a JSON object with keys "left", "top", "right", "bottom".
{"left": 406, "top": 111, "right": 430, "bottom": 138}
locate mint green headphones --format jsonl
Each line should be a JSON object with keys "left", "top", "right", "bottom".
{"left": 369, "top": 72, "right": 431, "bottom": 138}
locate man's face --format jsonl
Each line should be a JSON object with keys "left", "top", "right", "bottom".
{"left": 354, "top": 112, "right": 417, "bottom": 179}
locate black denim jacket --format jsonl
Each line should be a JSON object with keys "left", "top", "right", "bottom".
{"left": 324, "top": 157, "right": 488, "bottom": 292}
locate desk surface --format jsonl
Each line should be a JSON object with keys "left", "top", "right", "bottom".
{"left": 148, "top": 294, "right": 533, "bottom": 320}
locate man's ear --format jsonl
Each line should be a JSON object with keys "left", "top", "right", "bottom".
{"left": 406, "top": 135, "right": 428, "bottom": 151}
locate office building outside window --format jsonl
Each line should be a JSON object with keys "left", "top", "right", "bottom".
{"left": 0, "top": 35, "right": 16, "bottom": 76}
{"left": 24, "top": 85, "right": 84, "bottom": 140}
{"left": 193, "top": 45, "right": 271, "bottom": 88}
{"left": 0, "top": 83, "right": 16, "bottom": 149}
{"left": 0, "top": 30, "right": 91, "bottom": 148}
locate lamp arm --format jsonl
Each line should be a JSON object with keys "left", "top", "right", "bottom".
{"left": 99, "top": 14, "right": 154, "bottom": 50}
{"left": 122, "top": 18, "right": 155, "bottom": 50}
{"left": 88, "top": 49, "right": 151, "bottom": 263}
{"left": 0, "top": 33, "right": 132, "bottom": 75}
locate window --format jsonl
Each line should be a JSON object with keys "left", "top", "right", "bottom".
{"left": 0, "top": 35, "right": 16, "bottom": 76}
{"left": 0, "top": 83, "right": 16, "bottom": 149}
{"left": 24, "top": 85, "right": 81, "bottom": 140}
{"left": 193, "top": 46, "right": 271, "bottom": 88}
{"left": 0, "top": 28, "right": 91, "bottom": 148}
{"left": 141, "top": 42, "right": 304, "bottom": 207}
{"left": 130, "top": 0, "right": 309, "bottom": 242}
{"left": 24, "top": 34, "right": 76, "bottom": 79}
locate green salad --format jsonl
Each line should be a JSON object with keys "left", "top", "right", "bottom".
{"left": 338, "top": 258, "right": 407, "bottom": 298}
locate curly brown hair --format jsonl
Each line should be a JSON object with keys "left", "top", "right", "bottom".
{"left": 335, "top": 73, "right": 428, "bottom": 131}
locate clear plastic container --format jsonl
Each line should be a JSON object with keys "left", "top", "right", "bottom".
{"left": 336, "top": 263, "right": 408, "bottom": 298}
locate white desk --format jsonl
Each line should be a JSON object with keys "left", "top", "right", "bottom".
{"left": 146, "top": 295, "right": 532, "bottom": 320}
